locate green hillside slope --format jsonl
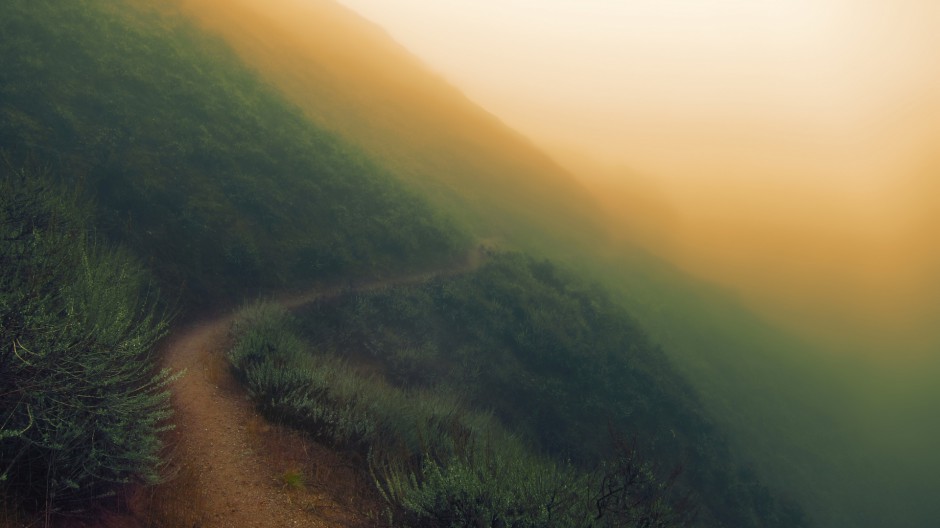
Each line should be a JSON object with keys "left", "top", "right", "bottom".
{"left": 0, "top": 0, "right": 469, "bottom": 306}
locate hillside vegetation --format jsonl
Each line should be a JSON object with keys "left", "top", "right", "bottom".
{"left": 230, "top": 254, "right": 808, "bottom": 527}
{"left": 0, "top": 0, "right": 465, "bottom": 518}
{"left": 0, "top": 0, "right": 469, "bottom": 306}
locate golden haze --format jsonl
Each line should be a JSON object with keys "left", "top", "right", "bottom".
{"left": 177, "top": 0, "right": 939, "bottom": 355}
{"left": 335, "top": 0, "right": 940, "bottom": 354}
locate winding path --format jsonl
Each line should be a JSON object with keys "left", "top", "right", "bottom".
{"left": 154, "top": 255, "right": 484, "bottom": 527}
{"left": 160, "top": 317, "right": 351, "bottom": 527}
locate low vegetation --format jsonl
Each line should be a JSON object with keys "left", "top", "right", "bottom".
{"left": 294, "top": 253, "right": 808, "bottom": 527}
{"left": 228, "top": 302, "right": 598, "bottom": 527}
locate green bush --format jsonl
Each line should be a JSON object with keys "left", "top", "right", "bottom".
{"left": 0, "top": 167, "right": 173, "bottom": 513}
{"left": 375, "top": 446, "right": 593, "bottom": 528}
{"left": 230, "top": 303, "right": 489, "bottom": 453}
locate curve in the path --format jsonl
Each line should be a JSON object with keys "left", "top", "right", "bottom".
{"left": 158, "top": 254, "right": 486, "bottom": 527}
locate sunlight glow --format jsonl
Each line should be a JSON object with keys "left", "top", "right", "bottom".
{"left": 333, "top": 0, "right": 939, "bottom": 345}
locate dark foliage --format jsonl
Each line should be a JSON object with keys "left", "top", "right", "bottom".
{"left": 0, "top": 166, "right": 173, "bottom": 514}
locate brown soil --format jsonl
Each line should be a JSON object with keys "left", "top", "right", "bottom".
{"left": 149, "top": 317, "right": 380, "bottom": 528}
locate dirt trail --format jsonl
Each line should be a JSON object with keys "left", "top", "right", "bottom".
{"left": 160, "top": 317, "right": 366, "bottom": 527}
{"left": 155, "top": 254, "right": 485, "bottom": 527}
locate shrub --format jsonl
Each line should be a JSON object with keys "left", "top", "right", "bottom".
{"left": 594, "top": 431, "right": 697, "bottom": 528}
{"left": 374, "top": 446, "right": 593, "bottom": 528}
{"left": 0, "top": 167, "right": 173, "bottom": 513}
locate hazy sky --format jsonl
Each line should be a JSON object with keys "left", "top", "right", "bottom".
{"left": 335, "top": 0, "right": 939, "bottom": 344}
{"left": 334, "top": 0, "right": 938, "bottom": 177}
{"left": 330, "top": 0, "right": 939, "bottom": 211}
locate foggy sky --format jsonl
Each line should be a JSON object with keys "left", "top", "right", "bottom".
{"left": 334, "top": 0, "right": 938, "bottom": 177}
{"left": 336, "top": 0, "right": 940, "bottom": 349}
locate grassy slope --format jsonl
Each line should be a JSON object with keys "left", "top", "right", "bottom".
{"left": 0, "top": 0, "right": 470, "bottom": 307}
{"left": 168, "top": 1, "right": 891, "bottom": 526}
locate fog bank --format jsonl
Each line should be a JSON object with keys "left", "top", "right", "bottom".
{"left": 337, "top": 0, "right": 940, "bottom": 354}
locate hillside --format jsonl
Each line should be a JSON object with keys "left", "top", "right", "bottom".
{"left": 225, "top": 254, "right": 808, "bottom": 527}
{"left": 0, "top": 0, "right": 470, "bottom": 307}
{"left": 165, "top": 3, "right": 940, "bottom": 527}
{"left": 166, "top": 0, "right": 861, "bottom": 526}
{"left": 0, "top": 0, "right": 814, "bottom": 526}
